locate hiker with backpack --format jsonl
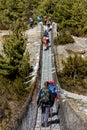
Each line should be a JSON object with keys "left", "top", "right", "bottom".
{"left": 46, "top": 19, "right": 52, "bottom": 32}
{"left": 29, "top": 17, "right": 34, "bottom": 28}
{"left": 37, "top": 15, "right": 43, "bottom": 23}
{"left": 48, "top": 80, "right": 59, "bottom": 116}
{"left": 42, "top": 30, "right": 49, "bottom": 50}
{"left": 43, "top": 15, "right": 47, "bottom": 25}
{"left": 37, "top": 81, "right": 53, "bottom": 127}
{"left": 42, "top": 36, "right": 49, "bottom": 50}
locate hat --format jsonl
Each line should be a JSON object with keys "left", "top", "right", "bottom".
{"left": 49, "top": 80, "right": 54, "bottom": 84}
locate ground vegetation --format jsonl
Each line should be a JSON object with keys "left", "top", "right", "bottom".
{"left": 58, "top": 55, "right": 87, "bottom": 95}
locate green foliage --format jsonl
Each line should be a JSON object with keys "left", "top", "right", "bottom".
{"left": 58, "top": 73, "right": 87, "bottom": 95}
{"left": 58, "top": 55, "right": 87, "bottom": 95}
{"left": 0, "top": 0, "right": 39, "bottom": 29}
{"left": 0, "top": 0, "right": 25, "bottom": 29}
{"left": 0, "top": 75, "right": 29, "bottom": 100}
{"left": 0, "top": 76, "right": 12, "bottom": 96}
{"left": 54, "top": 0, "right": 87, "bottom": 36}
{"left": 1, "top": 0, "right": 87, "bottom": 36}
{"left": 0, "top": 25, "right": 30, "bottom": 80}
{"left": 35, "top": 0, "right": 58, "bottom": 19}
{"left": 62, "top": 55, "right": 87, "bottom": 79}
{"left": 19, "top": 52, "right": 30, "bottom": 77}
{"left": 25, "top": 0, "right": 39, "bottom": 17}
{"left": 0, "top": 0, "right": 38, "bottom": 125}
{"left": 35, "top": 0, "right": 87, "bottom": 36}
{"left": 12, "top": 77, "right": 28, "bottom": 99}
{"left": 4, "top": 101, "right": 9, "bottom": 109}
{"left": 54, "top": 32, "right": 74, "bottom": 45}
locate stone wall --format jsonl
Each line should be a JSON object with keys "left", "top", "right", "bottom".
{"left": 59, "top": 98, "right": 87, "bottom": 130}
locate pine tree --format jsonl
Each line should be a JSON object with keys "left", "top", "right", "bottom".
{"left": 0, "top": 20, "right": 30, "bottom": 80}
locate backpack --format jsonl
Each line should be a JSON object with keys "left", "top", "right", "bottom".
{"left": 43, "top": 30, "right": 48, "bottom": 36}
{"left": 49, "top": 84, "right": 57, "bottom": 97}
{"left": 40, "top": 88, "right": 50, "bottom": 104}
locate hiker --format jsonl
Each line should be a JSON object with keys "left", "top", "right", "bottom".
{"left": 43, "top": 15, "right": 47, "bottom": 25}
{"left": 42, "top": 29, "right": 49, "bottom": 50}
{"left": 43, "top": 29, "right": 49, "bottom": 37}
{"left": 37, "top": 81, "right": 53, "bottom": 127}
{"left": 48, "top": 80, "right": 59, "bottom": 116}
{"left": 46, "top": 19, "right": 52, "bottom": 32}
{"left": 29, "top": 17, "right": 34, "bottom": 28}
{"left": 42, "top": 35, "right": 49, "bottom": 50}
{"left": 42, "top": 36, "right": 46, "bottom": 45}
{"left": 38, "top": 15, "right": 43, "bottom": 23}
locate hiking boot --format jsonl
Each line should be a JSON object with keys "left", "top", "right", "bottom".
{"left": 41, "top": 123, "right": 45, "bottom": 127}
{"left": 44, "top": 48, "right": 48, "bottom": 51}
{"left": 44, "top": 48, "right": 47, "bottom": 51}
{"left": 49, "top": 113, "right": 52, "bottom": 117}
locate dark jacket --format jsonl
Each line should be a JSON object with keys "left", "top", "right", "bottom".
{"left": 43, "top": 30, "right": 48, "bottom": 37}
{"left": 37, "top": 87, "right": 53, "bottom": 107}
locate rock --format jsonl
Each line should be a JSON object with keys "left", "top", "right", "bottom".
{"left": 65, "top": 44, "right": 85, "bottom": 54}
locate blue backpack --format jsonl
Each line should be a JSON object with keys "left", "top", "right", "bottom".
{"left": 48, "top": 84, "right": 57, "bottom": 97}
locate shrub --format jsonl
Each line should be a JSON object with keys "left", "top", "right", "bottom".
{"left": 13, "top": 77, "right": 28, "bottom": 99}
{"left": 57, "top": 55, "right": 87, "bottom": 95}
{"left": 54, "top": 32, "right": 74, "bottom": 45}
{"left": 3, "top": 101, "right": 9, "bottom": 109}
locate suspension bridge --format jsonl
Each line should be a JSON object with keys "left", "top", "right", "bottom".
{"left": 17, "top": 23, "right": 60, "bottom": 130}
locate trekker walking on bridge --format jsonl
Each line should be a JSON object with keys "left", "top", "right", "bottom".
{"left": 37, "top": 15, "right": 43, "bottom": 23}
{"left": 37, "top": 81, "right": 53, "bottom": 127}
{"left": 43, "top": 15, "right": 47, "bottom": 25}
{"left": 42, "top": 30, "right": 50, "bottom": 50}
{"left": 29, "top": 17, "right": 34, "bottom": 28}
